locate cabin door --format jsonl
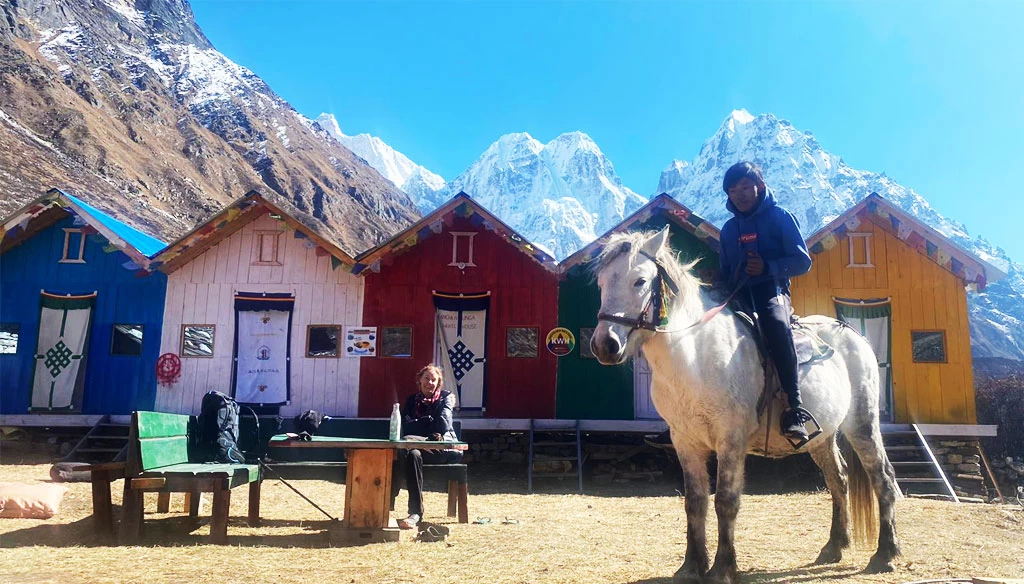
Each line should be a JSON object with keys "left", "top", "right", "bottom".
{"left": 633, "top": 350, "right": 661, "bottom": 420}
{"left": 834, "top": 299, "right": 894, "bottom": 422}
{"left": 29, "top": 291, "right": 97, "bottom": 412}
{"left": 433, "top": 292, "right": 489, "bottom": 413}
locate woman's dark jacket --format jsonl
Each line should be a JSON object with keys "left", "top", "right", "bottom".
{"left": 402, "top": 390, "right": 458, "bottom": 442}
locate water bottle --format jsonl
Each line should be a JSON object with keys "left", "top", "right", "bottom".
{"left": 389, "top": 403, "right": 401, "bottom": 441}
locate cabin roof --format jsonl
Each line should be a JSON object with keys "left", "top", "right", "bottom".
{"left": 352, "top": 192, "right": 559, "bottom": 275}
{"left": 150, "top": 190, "right": 356, "bottom": 274}
{"left": 0, "top": 188, "right": 166, "bottom": 266}
{"left": 558, "top": 193, "right": 721, "bottom": 272}
{"left": 806, "top": 192, "right": 1006, "bottom": 290}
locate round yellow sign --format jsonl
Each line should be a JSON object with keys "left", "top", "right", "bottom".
{"left": 545, "top": 327, "right": 576, "bottom": 357}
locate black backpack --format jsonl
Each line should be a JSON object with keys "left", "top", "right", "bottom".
{"left": 196, "top": 390, "right": 245, "bottom": 463}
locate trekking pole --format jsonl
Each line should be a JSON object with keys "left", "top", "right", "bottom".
{"left": 258, "top": 459, "right": 339, "bottom": 522}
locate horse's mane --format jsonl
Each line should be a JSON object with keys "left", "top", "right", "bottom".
{"left": 591, "top": 230, "right": 704, "bottom": 299}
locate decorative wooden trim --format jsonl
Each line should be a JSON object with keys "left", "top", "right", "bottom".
{"left": 846, "top": 232, "right": 874, "bottom": 268}
{"left": 306, "top": 324, "right": 341, "bottom": 358}
{"left": 180, "top": 324, "right": 216, "bottom": 358}
{"left": 252, "top": 230, "right": 283, "bottom": 266}
{"left": 59, "top": 228, "right": 87, "bottom": 263}
{"left": 449, "top": 232, "right": 477, "bottom": 269}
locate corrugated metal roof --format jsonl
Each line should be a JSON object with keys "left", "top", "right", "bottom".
{"left": 62, "top": 192, "right": 166, "bottom": 257}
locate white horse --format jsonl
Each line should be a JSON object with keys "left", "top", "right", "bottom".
{"left": 591, "top": 227, "right": 900, "bottom": 584}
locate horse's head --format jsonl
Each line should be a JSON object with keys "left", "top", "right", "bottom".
{"left": 591, "top": 227, "right": 675, "bottom": 365}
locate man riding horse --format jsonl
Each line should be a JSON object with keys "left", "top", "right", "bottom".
{"left": 715, "top": 161, "right": 815, "bottom": 444}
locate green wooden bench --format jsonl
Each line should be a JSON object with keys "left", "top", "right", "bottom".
{"left": 266, "top": 418, "right": 469, "bottom": 523}
{"left": 117, "top": 411, "right": 262, "bottom": 544}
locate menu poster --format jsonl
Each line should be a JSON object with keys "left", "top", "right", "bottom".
{"left": 344, "top": 326, "right": 377, "bottom": 357}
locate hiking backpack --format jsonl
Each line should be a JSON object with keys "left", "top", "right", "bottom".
{"left": 196, "top": 390, "right": 245, "bottom": 463}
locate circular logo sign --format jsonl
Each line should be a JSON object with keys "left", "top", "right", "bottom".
{"left": 545, "top": 327, "right": 576, "bottom": 357}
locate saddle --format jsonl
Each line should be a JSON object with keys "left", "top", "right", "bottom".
{"left": 730, "top": 306, "right": 833, "bottom": 450}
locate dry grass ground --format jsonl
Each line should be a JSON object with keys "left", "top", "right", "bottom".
{"left": 1, "top": 442, "right": 1022, "bottom": 584}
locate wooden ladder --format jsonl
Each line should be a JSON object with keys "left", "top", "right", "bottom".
{"left": 528, "top": 419, "right": 583, "bottom": 494}
{"left": 63, "top": 415, "right": 129, "bottom": 463}
{"left": 883, "top": 423, "right": 958, "bottom": 503}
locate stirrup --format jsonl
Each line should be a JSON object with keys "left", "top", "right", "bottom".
{"left": 784, "top": 407, "right": 823, "bottom": 450}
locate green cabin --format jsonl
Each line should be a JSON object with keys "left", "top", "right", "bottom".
{"left": 556, "top": 194, "right": 721, "bottom": 420}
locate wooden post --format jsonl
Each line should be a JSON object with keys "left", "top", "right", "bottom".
{"left": 457, "top": 482, "right": 469, "bottom": 524}
{"left": 156, "top": 492, "right": 170, "bottom": 513}
{"left": 248, "top": 478, "right": 262, "bottom": 527}
{"left": 343, "top": 448, "right": 394, "bottom": 529}
{"left": 90, "top": 469, "right": 114, "bottom": 534}
{"left": 447, "top": 481, "right": 458, "bottom": 517}
{"left": 209, "top": 481, "right": 231, "bottom": 544}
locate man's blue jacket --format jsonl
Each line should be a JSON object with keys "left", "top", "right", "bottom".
{"left": 718, "top": 187, "right": 812, "bottom": 293}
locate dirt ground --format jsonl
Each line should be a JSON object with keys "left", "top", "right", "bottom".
{"left": 1, "top": 441, "right": 1022, "bottom": 584}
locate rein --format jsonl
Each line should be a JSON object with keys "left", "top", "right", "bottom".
{"left": 597, "top": 251, "right": 749, "bottom": 336}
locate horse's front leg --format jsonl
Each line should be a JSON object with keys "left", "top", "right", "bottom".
{"left": 705, "top": 438, "right": 745, "bottom": 584}
{"left": 673, "top": 449, "right": 710, "bottom": 584}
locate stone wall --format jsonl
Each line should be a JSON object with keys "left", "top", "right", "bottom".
{"left": 933, "top": 439, "right": 990, "bottom": 500}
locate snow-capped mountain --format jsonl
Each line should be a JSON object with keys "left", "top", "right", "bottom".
{"left": 659, "top": 110, "right": 1024, "bottom": 361}
{"left": 315, "top": 113, "right": 446, "bottom": 208}
{"left": 445, "top": 131, "right": 648, "bottom": 259}
{"left": 1, "top": 0, "right": 418, "bottom": 253}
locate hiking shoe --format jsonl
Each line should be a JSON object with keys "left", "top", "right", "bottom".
{"left": 781, "top": 409, "right": 809, "bottom": 440}
{"left": 398, "top": 514, "right": 420, "bottom": 530}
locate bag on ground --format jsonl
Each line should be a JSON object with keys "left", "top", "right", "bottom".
{"left": 196, "top": 390, "right": 245, "bottom": 463}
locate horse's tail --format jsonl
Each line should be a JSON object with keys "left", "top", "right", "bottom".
{"left": 839, "top": 432, "right": 878, "bottom": 547}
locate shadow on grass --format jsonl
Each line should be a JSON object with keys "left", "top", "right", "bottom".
{"left": 625, "top": 564, "right": 864, "bottom": 584}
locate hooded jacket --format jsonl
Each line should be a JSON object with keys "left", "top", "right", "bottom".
{"left": 718, "top": 187, "right": 811, "bottom": 293}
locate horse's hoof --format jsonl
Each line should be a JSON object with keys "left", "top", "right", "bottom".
{"left": 814, "top": 544, "right": 843, "bottom": 564}
{"left": 864, "top": 554, "right": 896, "bottom": 573}
{"left": 672, "top": 565, "right": 705, "bottom": 584}
{"left": 705, "top": 565, "right": 739, "bottom": 584}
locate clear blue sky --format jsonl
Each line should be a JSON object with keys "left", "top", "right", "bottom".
{"left": 190, "top": 0, "right": 1024, "bottom": 262}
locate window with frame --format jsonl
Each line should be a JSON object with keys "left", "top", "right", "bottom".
{"left": 506, "top": 327, "right": 538, "bottom": 358}
{"left": 111, "top": 324, "right": 143, "bottom": 356}
{"left": 60, "top": 228, "right": 86, "bottom": 263}
{"left": 911, "top": 330, "right": 946, "bottom": 363}
{"left": 579, "top": 328, "right": 596, "bottom": 359}
{"left": 0, "top": 323, "right": 20, "bottom": 355}
{"left": 307, "top": 325, "right": 340, "bottom": 358}
{"left": 181, "top": 325, "right": 215, "bottom": 357}
{"left": 381, "top": 326, "right": 413, "bottom": 358}
{"left": 847, "top": 233, "right": 874, "bottom": 268}
{"left": 253, "top": 231, "right": 282, "bottom": 265}
{"left": 449, "top": 232, "right": 477, "bottom": 269}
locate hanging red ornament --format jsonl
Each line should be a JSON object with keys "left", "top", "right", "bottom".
{"left": 156, "top": 353, "right": 181, "bottom": 386}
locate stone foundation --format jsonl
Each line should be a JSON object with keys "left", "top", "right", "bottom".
{"left": 933, "top": 439, "right": 991, "bottom": 500}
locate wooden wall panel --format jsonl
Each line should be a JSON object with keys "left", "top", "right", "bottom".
{"left": 157, "top": 212, "right": 363, "bottom": 416}
{"left": 790, "top": 221, "right": 978, "bottom": 424}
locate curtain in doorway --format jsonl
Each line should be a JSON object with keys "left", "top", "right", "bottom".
{"left": 233, "top": 292, "right": 294, "bottom": 405}
{"left": 433, "top": 291, "right": 489, "bottom": 412}
{"left": 31, "top": 291, "right": 97, "bottom": 411}
{"left": 834, "top": 297, "right": 893, "bottom": 420}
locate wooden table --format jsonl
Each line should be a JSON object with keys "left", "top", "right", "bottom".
{"left": 268, "top": 435, "right": 466, "bottom": 542}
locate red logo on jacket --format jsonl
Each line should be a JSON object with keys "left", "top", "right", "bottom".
{"left": 739, "top": 233, "right": 758, "bottom": 244}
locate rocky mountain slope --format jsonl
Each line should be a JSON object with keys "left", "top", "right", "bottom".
{"left": 658, "top": 111, "right": 1023, "bottom": 361}
{"left": 0, "top": 0, "right": 418, "bottom": 254}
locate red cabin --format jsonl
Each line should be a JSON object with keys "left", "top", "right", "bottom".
{"left": 354, "top": 193, "right": 560, "bottom": 419}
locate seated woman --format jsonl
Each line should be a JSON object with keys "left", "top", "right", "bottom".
{"left": 392, "top": 364, "right": 462, "bottom": 529}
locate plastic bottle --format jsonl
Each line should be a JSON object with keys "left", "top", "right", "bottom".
{"left": 389, "top": 403, "right": 401, "bottom": 441}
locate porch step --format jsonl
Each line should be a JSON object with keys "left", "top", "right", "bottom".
{"left": 883, "top": 424, "right": 958, "bottom": 502}
{"left": 62, "top": 416, "right": 129, "bottom": 463}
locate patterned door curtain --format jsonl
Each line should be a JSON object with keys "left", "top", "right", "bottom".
{"left": 834, "top": 297, "right": 894, "bottom": 422}
{"left": 433, "top": 291, "right": 489, "bottom": 412}
{"left": 30, "top": 291, "right": 97, "bottom": 412}
{"left": 232, "top": 292, "right": 294, "bottom": 405}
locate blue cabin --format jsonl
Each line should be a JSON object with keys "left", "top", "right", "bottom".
{"left": 0, "top": 189, "right": 168, "bottom": 419}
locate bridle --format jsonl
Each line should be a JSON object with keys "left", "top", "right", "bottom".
{"left": 597, "top": 250, "right": 748, "bottom": 338}
{"left": 597, "top": 250, "right": 679, "bottom": 336}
